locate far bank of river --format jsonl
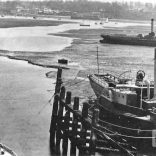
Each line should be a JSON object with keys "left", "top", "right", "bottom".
{"left": 0, "top": 19, "right": 151, "bottom": 70}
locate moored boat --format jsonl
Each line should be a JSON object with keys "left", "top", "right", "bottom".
{"left": 88, "top": 48, "right": 156, "bottom": 150}
{"left": 100, "top": 19, "right": 156, "bottom": 47}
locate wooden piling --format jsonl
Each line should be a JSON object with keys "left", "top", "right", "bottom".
{"left": 82, "top": 102, "right": 89, "bottom": 119}
{"left": 65, "top": 91, "right": 72, "bottom": 105}
{"left": 90, "top": 109, "right": 99, "bottom": 156}
{"left": 55, "top": 68, "right": 62, "bottom": 94}
{"left": 50, "top": 94, "right": 59, "bottom": 153}
{"left": 79, "top": 102, "right": 90, "bottom": 156}
{"left": 92, "top": 109, "right": 99, "bottom": 127}
{"left": 70, "top": 97, "right": 80, "bottom": 156}
{"left": 62, "top": 91, "right": 72, "bottom": 156}
{"left": 56, "top": 86, "right": 66, "bottom": 154}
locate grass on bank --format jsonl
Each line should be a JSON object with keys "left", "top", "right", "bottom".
{"left": 0, "top": 17, "right": 72, "bottom": 28}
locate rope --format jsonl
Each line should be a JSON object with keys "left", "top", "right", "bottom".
{"left": 98, "top": 118, "right": 153, "bottom": 133}
{"left": 48, "top": 93, "right": 55, "bottom": 104}
{"left": 65, "top": 78, "right": 88, "bottom": 88}
{"left": 92, "top": 127, "right": 135, "bottom": 156}
{"left": 93, "top": 125, "right": 156, "bottom": 139}
{"left": 37, "top": 93, "right": 55, "bottom": 115}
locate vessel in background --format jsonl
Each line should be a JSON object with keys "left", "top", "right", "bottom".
{"left": 100, "top": 19, "right": 156, "bottom": 47}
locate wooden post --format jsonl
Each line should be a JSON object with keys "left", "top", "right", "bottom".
{"left": 92, "top": 109, "right": 99, "bottom": 127}
{"left": 79, "top": 102, "right": 89, "bottom": 156}
{"left": 82, "top": 102, "right": 89, "bottom": 118}
{"left": 49, "top": 94, "right": 59, "bottom": 153}
{"left": 56, "top": 86, "right": 66, "bottom": 154}
{"left": 90, "top": 109, "right": 99, "bottom": 156}
{"left": 55, "top": 68, "right": 62, "bottom": 94}
{"left": 62, "top": 91, "right": 72, "bottom": 156}
{"left": 70, "top": 97, "right": 79, "bottom": 156}
{"left": 65, "top": 91, "right": 71, "bottom": 105}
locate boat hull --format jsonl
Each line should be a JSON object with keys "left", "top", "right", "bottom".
{"left": 88, "top": 74, "right": 156, "bottom": 149}
{"left": 88, "top": 75, "right": 148, "bottom": 117}
{"left": 100, "top": 35, "right": 156, "bottom": 47}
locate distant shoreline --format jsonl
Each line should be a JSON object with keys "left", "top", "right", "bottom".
{"left": 0, "top": 17, "right": 152, "bottom": 70}
{"left": 0, "top": 16, "right": 73, "bottom": 28}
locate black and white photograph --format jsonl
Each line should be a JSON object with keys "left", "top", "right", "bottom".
{"left": 0, "top": 0, "right": 156, "bottom": 155}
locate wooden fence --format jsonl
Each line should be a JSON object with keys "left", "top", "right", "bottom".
{"left": 49, "top": 68, "right": 137, "bottom": 156}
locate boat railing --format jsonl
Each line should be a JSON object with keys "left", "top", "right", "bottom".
{"left": 91, "top": 74, "right": 110, "bottom": 87}
{"left": 98, "top": 118, "right": 153, "bottom": 135}
{"left": 93, "top": 125, "right": 155, "bottom": 140}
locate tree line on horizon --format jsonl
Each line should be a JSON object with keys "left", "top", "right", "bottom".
{"left": 0, "top": 0, "right": 156, "bottom": 20}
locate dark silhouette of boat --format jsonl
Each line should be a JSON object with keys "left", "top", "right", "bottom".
{"left": 88, "top": 48, "right": 156, "bottom": 150}
{"left": 58, "top": 58, "right": 68, "bottom": 64}
{"left": 100, "top": 19, "right": 156, "bottom": 47}
{"left": 80, "top": 23, "right": 90, "bottom": 27}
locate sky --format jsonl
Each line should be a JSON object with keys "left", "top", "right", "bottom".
{"left": 89, "top": 0, "right": 156, "bottom": 4}
{"left": 0, "top": 0, "right": 156, "bottom": 5}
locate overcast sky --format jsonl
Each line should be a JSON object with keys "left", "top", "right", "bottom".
{"left": 89, "top": 0, "right": 156, "bottom": 4}
{"left": 1, "top": 0, "right": 156, "bottom": 5}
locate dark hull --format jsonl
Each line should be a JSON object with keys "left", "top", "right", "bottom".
{"left": 88, "top": 75, "right": 156, "bottom": 150}
{"left": 89, "top": 75, "right": 148, "bottom": 117}
{"left": 97, "top": 108, "right": 156, "bottom": 151}
{"left": 100, "top": 35, "right": 156, "bottom": 47}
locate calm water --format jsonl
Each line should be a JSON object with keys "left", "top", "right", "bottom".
{"left": 0, "top": 24, "right": 80, "bottom": 52}
{"left": 0, "top": 19, "right": 155, "bottom": 156}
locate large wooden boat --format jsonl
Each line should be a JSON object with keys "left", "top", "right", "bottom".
{"left": 100, "top": 19, "right": 156, "bottom": 47}
{"left": 88, "top": 48, "right": 156, "bottom": 150}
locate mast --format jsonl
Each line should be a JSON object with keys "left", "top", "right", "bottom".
{"left": 154, "top": 48, "right": 156, "bottom": 98}
{"left": 151, "top": 18, "right": 154, "bottom": 34}
{"left": 97, "top": 46, "right": 100, "bottom": 75}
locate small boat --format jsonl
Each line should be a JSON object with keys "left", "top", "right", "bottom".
{"left": 88, "top": 48, "right": 156, "bottom": 150}
{"left": 58, "top": 59, "right": 68, "bottom": 64}
{"left": 80, "top": 20, "right": 90, "bottom": 27}
{"left": 105, "top": 17, "right": 109, "bottom": 23}
{"left": 80, "top": 24, "right": 90, "bottom": 27}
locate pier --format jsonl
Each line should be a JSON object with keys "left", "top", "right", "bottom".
{"left": 49, "top": 68, "right": 137, "bottom": 156}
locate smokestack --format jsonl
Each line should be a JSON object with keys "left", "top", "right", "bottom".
{"left": 154, "top": 48, "right": 156, "bottom": 98}
{"left": 144, "top": 80, "right": 150, "bottom": 100}
{"left": 151, "top": 18, "right": 154, "bottom": 33}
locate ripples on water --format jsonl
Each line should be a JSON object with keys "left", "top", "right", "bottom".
{"left": 0, "top": 19, "right": 155, "bottom": 156}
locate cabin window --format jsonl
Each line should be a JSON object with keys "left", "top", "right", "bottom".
{"left": 122, "top": 95, "right": 124, "bottom": 98}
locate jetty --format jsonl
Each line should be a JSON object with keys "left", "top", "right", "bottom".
{"left": 49, "top": 68, "right": 137, "bottom": 156}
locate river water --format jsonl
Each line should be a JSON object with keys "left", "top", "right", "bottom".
{"left": 0, "top": 19, "right": 155, "bottom": 156}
